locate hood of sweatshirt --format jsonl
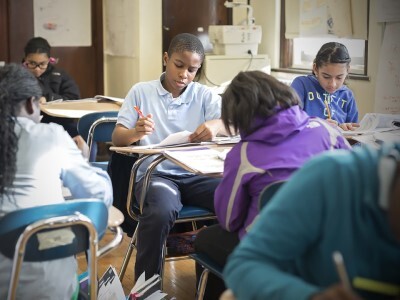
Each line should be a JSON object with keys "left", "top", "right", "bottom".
{"left": 240, "top": 105, "right": 310, "bottom": 145}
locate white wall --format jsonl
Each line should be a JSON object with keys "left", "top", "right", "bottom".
{"left": 103, "top": 0, "right": 382, "bottom": 119}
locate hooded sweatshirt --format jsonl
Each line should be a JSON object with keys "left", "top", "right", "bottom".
{"left": 291, "top": 75, "right": 358, "bottom": 124}
{"left": 214, "top": 105, "right": 351, "bottom": 238}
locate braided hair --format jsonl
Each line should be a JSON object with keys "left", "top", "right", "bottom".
{"left": 0, "top": 63, "right": 42, "bottom": 197}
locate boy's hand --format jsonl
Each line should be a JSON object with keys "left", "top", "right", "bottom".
{"left": 135, "top": 113, "right": 155, "bottom": 136}
{"left": 189, "top": 120, "right": 222, "bottom": 142}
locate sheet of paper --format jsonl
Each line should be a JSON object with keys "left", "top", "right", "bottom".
{"left": 164, "top": 148, "right": 225, "bottom": 175}
{"left": 157, "top": 130, "right": 192, "bottom": 147}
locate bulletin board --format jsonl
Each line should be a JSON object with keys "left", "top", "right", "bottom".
{"left": 33, "top": 0, "right": 92, "bottom": 47}
{"left": 374, "top": 22, "right": 400, "bottom": 114}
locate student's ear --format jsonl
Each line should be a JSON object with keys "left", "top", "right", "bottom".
{"left": 25, "top": 97, "right": 36, "bottom": 114}
{"left": 312, "top": 63, "right": 318, "bottom": 77}
{"left": 163, "top": 52, "right": 169, "bottom": 66}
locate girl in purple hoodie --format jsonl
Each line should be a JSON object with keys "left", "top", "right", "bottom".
{"left": 194, "top": 70, "right": 352, "bottom": 299}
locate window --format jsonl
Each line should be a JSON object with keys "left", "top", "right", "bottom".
{"left": 280, "top": 0, "right": 369, "bottom": 78}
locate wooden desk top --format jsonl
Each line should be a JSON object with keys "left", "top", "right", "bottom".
{"left": 40, "top": 99, "right": 121, "bottom": 118}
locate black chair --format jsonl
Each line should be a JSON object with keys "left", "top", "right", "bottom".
{"left": 0, "top": 199, "right": 124, "bottom": 300}
{"left": 192, "top": 180, "right": 287, "bottom": 300}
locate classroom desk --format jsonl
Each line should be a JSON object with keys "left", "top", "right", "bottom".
{"left": 40, "top": 99, "right": 121, "bottom": 119}
{"left": 109, "top": 144, "right": 231, "bottom": 215}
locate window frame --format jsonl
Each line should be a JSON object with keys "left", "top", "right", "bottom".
{"left": 276, "top": 0, "right": 370, "bottom": 81}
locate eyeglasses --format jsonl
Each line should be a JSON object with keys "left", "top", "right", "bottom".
{"left": 24, "top": 61, "right": 49, "bottom": 70}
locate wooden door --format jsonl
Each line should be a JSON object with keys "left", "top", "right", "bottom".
{"left": 0, "top": 0, "right": 103, "bottom": 98}
{"left": 162, "top": 0, "right": 232, "bottom": 54}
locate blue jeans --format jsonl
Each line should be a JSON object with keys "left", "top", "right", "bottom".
{"left": 134, "top": 173, "right": 220, "bottom": 280}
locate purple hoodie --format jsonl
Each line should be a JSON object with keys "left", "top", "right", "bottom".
{"left": 214, "top": 105, "right": 351, "bottom": 238}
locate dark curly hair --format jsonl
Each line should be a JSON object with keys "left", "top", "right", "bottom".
{"left": 167, "top": 33, "right": 205, "bottom": 63}
{"left": 222, "top": 71, "right": 299, "bottom": 136}
{"left": 0, "top": 63, "right": 42, "bottom": 198}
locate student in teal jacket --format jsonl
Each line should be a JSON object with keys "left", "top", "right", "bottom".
{"left": 224, "top": 143, "right": 400, "bottom": 300}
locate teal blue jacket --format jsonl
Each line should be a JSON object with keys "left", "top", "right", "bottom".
{"left": 224, "top": 143, "right": 400, "bottom": 300}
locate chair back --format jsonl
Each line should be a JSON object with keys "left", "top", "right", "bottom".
{"left": 258, "top": 181, "right": 286, "bottom": 210}
{"left": 77, "top": 111, "right": 118, "bottom": 162}
{"left": 0, "top": 199, "right": 108, "bottom": 300}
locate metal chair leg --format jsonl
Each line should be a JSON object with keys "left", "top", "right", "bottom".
{"left": 196, "top": 268, "right": 210, "bottom": 300}
{"left": 118, "top": 228, "right": 138, "bottom": 280}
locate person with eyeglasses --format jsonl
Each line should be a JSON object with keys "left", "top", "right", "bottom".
{"left": 22, "top": 37, "right": 85, "bottom": 147}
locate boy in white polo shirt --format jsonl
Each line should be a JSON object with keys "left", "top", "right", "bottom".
{"left": 112, "top": 33, "right": 226, "bottom": 281}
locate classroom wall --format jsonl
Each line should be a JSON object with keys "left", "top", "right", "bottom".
{"left": 103, "top": 0, "right": 383, "bottom": 119}
{"left": 103, "top": 0, "right": 162, "bottom": 98}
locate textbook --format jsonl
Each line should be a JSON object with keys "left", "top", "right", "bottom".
{"left": 342, "top": 113, "right": 400, "bottom": 136}
{"left": 163, "top": 147, "right": 230, "bottom": 175}
{"left": 129, "top": 272, "right": 167, "bottom": 300}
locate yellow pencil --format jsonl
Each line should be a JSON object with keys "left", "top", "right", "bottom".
{"left": 324, "top": 100, "right": 332, "bottom": 119}
{"left": 353, "top": 277, "right": 400, "bottom": 296}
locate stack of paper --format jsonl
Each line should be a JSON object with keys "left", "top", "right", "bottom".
{"left": 342, "top": 113, "right": 400, "bottom": 136}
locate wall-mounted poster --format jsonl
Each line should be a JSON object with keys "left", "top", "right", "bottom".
{"left": 34, "top": 0, "right": 91, "bottom": 47}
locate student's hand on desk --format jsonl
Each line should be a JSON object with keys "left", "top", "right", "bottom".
{"left": 339, "top": 123, "right": 360, "bottom": 131}
{"left": 135, "top": 114, "right": 155, "bottom": 136}
{"left": 73, "top": 135, "right": 90, "bottom": 159}
{"left": 311, "top": 284, "right": 363, "bottom": 300}
{"left": 189, "top": 120, "right": 221, "bottom": 142}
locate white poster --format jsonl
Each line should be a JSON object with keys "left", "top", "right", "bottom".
{"left": 300, "top": 0, "right": 352, "bottom": 37}
{"left": 374, "top": 22, "right": 400, "bottom": 114}
{"left": 34, "top": 0, "right": 91, "bottom": 47}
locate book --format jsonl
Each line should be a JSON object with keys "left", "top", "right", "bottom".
{"left": 129, "top": 272, "right": 167, "bottom": 300}
{"left": 94, "top": 95, "right": 125, "bottom": 103}
{"left": 163, "top": 147, "right": 230, "bottom": 175}
{"left": 342, "top": 113, "right": 400, "bottom": 136}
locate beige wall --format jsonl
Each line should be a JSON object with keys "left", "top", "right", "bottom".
{"left": 103, "top": 0, "right": 382, "bottom": 119}
{"left": 103, "top": 0, "right": 162, "bottom": 98}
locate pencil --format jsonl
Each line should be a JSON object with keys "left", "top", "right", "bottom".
{"left": 324, "top": 100, "right": 332, "bottom": 119}
{"left": 332, "top": 251, "right": 351, "bottom": 290}
{"left": 353, "top": 277, "right": 400, "bottom": 296}
{"left": 134, "top": 106, "right": 145, "bottom": 118}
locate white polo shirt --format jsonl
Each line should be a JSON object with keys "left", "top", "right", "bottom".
{"left": 117, "top": 73, "right": 222, "bottom": 179}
